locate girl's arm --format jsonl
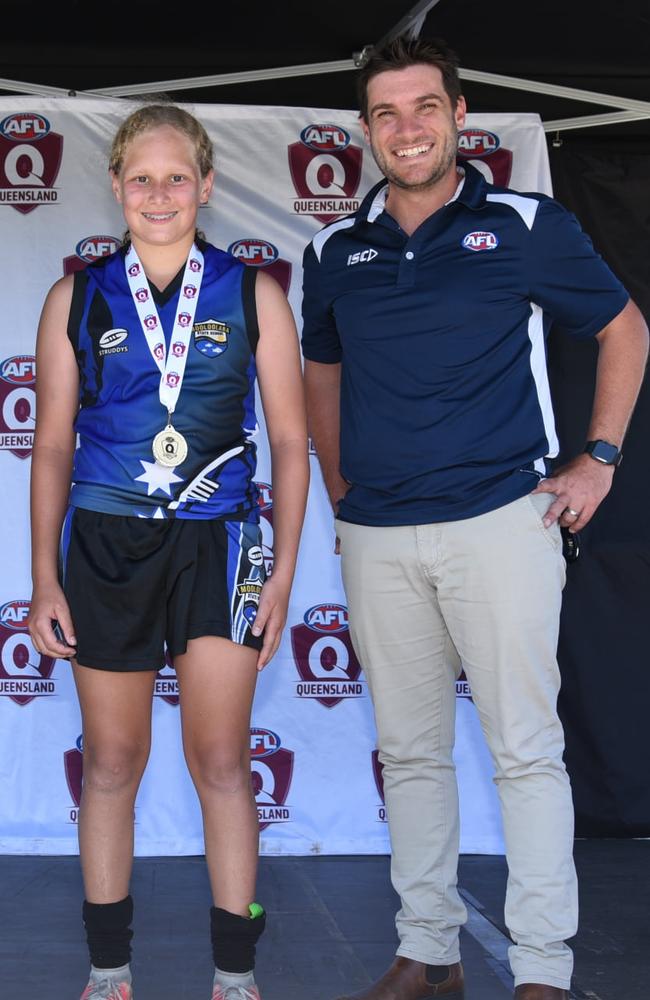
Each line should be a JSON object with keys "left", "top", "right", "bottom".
{"left": 251, "top": 270, "right": 309, "bottom": 669}
{"left": 28, "top": 275, "right": 80, "bottom": 658}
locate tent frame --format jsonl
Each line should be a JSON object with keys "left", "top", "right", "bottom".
{"left": 0, "top": 0, "right": 648, "bottom": 134}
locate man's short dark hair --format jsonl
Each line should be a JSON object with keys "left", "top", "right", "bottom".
{"left": 357, "top": 37, "right": 462, "bottom": 121}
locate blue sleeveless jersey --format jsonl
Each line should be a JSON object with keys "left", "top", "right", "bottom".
{"left": 67, "top": 242, "right": 260, "bottom": 521}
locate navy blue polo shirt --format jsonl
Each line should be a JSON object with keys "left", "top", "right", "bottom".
{"left": 301, "top": 163, "right": 629, "bottom": 526}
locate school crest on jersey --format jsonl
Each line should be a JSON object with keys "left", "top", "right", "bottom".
{"left": 193, "top": 319, "right": 230, "bottom": 357}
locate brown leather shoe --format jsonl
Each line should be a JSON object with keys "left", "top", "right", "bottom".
{"left": 335, "top": 957, "right": 464, "bottom": 999}
{"left": 514, "top": 986, "right": 569, "bottom": 999}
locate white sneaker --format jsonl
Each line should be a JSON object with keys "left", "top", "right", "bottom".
{"left": 80, "top": 965, "right": 133, "bottom": 1000}
{"left": 211, "top": 969, "right": 260, "bottom": 1000}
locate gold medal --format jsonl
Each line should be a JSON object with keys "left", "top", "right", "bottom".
{"left": 152, "top": 426, "right": 188, "bottom": 468}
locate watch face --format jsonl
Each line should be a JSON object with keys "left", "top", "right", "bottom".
{"left": 587, "top": 440, "right": 621, "bottom": 465}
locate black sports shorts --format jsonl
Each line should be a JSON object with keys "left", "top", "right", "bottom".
{"left": 61, "top": 508, "right": 266, "bottom": 671}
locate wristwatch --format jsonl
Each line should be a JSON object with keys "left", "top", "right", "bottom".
{"left": 584, "top": 439, "right": 622, "bottom": 466}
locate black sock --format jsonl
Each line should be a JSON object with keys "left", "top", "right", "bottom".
{"left": 82, "top": 895, "right": 134, "bottom": 969}
{"left": 210, "top": 905, "right": 266, "bottom": 973}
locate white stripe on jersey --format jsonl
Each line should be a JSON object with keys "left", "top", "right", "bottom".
{"left": 367, "top": 184, "right": 389, "bottom": 223}
{"left": 486, "top": 192, "right": 540, "bottom": 231}
{"left": 312, "top": 218, "right": 356, "bottom": 263}
{"left": 528, "top": 302, "right": 559, "bottom": 460}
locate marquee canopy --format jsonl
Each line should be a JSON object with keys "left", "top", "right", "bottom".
{"left": 1, "top": 0, "right": 649, "bottom": 140}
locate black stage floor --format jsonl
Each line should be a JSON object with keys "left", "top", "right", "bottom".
{"left": 1, "top": 841, "right": 646, "bottom": 999}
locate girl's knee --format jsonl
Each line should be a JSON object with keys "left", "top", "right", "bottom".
{"left": 186, "top": 744, "right": 251, "bottom": 795}
{"left": 82, "top": 739, "right": 150, "bottom": 796}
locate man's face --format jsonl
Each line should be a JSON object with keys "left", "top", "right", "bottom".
{"left": 362, "top": 64, "right": 466, "bottom": 191}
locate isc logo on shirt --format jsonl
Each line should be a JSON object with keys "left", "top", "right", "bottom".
{"left": 462, "top": 231, "right": 499, "bottom": 252}
{"left": 347, "top": 248, "right": 378, "bottom": 266}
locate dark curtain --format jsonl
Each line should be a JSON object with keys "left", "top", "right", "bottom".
{"left": 547, "top": 139, "right": 650, "bottom": 835}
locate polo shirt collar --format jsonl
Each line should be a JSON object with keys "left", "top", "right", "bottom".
{"left": 358, "top": 161, "right": 488, "bottom": 226}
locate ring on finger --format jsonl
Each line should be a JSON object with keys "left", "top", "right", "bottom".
{"left": 565, "top": 507, "right": 580, "bottom": 518}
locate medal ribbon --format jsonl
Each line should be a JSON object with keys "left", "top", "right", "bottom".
{"left": 124, "top": 243, "right": 204, "bottom": 418}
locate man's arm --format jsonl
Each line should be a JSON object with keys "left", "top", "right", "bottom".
{"left": 304, "top": 359, "right": 350, "bottom": 513}
{"left": 534, "top": 298, "right": 649, "bottom": 531}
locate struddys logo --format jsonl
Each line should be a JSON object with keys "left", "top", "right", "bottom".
{"left": 63, "top": 235, "right": 120, "bottom": 276}
{"left": 456, "top": 668, "right": 473, "bottom": 700}
{"left": 228, "top": 239, "right": 292, "bottom": 296}
{"left": 0, "top": 355, "right": 36, "bottom": 458}
{"left": 64, "top": 734, "right": 83, "bottom": 824}
{"left": 371, "top": 750, "right": 387, "bottom": 823}
{"left": 457, "top": 128, "right": 513, "bottom": 187}
{"left": 0, "top": 599, "right": 57, "bottom": 705}
{"left": 291, "top": 603, "right": 364, "bottom": 709}
{"left": 250, "top": 727, "right": 294, "bottom": 829}
{"left": 154, "top": 650, "right": 179, "bottom": 706}
{"left": 289, "top": 123, "right": 363, "bottom": 224}
{"left": 0, "top": 113, "right": 63, "bottom": 214}
{"left": 255, "top": 481, "right": 274, "bottom": 575}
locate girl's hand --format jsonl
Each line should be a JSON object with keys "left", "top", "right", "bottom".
{"left": 28, "top": 583, "right": 77, "bottom": 659}
{"left": 252, "top": 574, "right": 292, "bottom": 671}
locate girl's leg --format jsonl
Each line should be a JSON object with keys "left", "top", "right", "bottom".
{"left": 73, "top": 662, "right": 156, "bottom": 902}
{"left": 175, "top": 635, "right": 259, "bottom": 914}
{"left": 72, "top": 661, "right": 155, "bottom": 992}
{"left": 175, "top": 636, "right": 265, "bottom": 992}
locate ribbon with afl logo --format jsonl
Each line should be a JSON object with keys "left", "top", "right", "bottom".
{"left": 0, "top": 97, "right": 551, "bottom": 856}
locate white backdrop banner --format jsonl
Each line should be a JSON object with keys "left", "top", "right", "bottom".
{"left": 0, "top": 97, "right": 551, "bottom": 855}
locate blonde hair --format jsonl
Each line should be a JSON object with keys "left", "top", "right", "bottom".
{"left": 109, "top": 104, "right": 214, "bottom": 178}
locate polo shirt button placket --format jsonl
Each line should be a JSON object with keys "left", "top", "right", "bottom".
{"left": 398, "top": 248, "right": 417, "bottom": 285}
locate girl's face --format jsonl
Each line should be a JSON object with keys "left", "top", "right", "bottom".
{"left": 111, "top": 124, "right": 213, "bottom": 251}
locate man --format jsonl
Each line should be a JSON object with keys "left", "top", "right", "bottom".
{"left": 301, "top": 36, "right": 648, "bottom": 1000}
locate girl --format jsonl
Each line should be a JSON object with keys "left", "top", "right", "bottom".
{"left": 28, "top": 104, "right": 309, "bottom": 1000}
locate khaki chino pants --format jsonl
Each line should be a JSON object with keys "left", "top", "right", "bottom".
{"left": 336, "top": 492, "right": 576, "bottom": 990}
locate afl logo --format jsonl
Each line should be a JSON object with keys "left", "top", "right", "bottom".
{"left": 0, "top": 112, "right": 50, "bottom": 142}
{"left": 99, "top": 329, "right": 128, "bottom": 349}
{"left": 300, "top": 124, "right": 351, "bottom": 151}
{"left": 75, "top": 235, "right": 119, "bottom": 262}
{"left": 304, "top": 603, "right": 349, "bottom": 633}
{"left": 256, "top": 482, "right": 273, "bottom": 512}
{"left": 64, "top": 734, "right": 84, "bottom": 818}
{"left": 1, "top": 355, "right": 35, "bottom": 385}
{"left": 0, "top": 355, "right": 36, "bottom": 458}
{"left": 462, "top": 231, "right": 499, "bottom": 252}
{"left": 228, "top": 239, "right": 292, "bottom": 294}
{"left": 1, "top": 599, "right": 31, "bottom": 629}
{"left": 250, "top": 727, "right": 281, "bottom": 758}
{"left": 457, "top": 129, "right": 500, "bottom": 158}
{"left": 228, "top": 239, "right": 278, "bottom": 266}
{"left": 0, "top": 599, "right": 57, "bottom": 706}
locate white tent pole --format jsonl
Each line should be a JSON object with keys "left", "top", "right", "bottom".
{"left": 84, "top": 61, "right": 650, "bottom": 120}
{"left": 0, "top": 77, "right": 78, "bottom": 97}
{"left": 543, "top": 109, "right": 650, "bottom": 132}
{"left": 459, "top": 67, "right": 650, "bottom": 115}
{"left": 372, "top": 0, "right": 444, "bottom": 49}
{"left": 84, "top": 60, "right": 356, "bottom": 98}
{"left": 4, "top": 60, "right": 649, "bottom": 134}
